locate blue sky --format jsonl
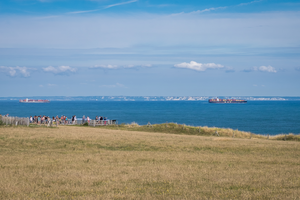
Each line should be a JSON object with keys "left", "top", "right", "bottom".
{"left": 0, "top": 0, "right": 300, "bottom": 97}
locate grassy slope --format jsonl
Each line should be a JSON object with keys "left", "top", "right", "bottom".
{"left": 0, "top": 126, "right": 300, "bottom": 199}
{"left": 97, "top": 123, "right": 300, "bottom": 141}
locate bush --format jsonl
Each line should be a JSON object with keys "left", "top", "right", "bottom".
{"left": 82, "top": 122, "right": 89, "bottom": 126}
{"left": 0, "top": 120, "right": 3, "bottom": 126}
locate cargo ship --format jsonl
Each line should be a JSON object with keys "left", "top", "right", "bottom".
{"left": 19, "top": 98, "right": 50, "bottom": 103}
{"left": 209, "top": 98, "right": 247, "bottom": 103}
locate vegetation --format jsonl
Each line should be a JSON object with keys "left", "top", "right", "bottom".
{"left": 0, "top": 126, "right": 300, "bottom": 199}
{"left": 97, "top": 122, "right": 300, "bottom": 141}
{"left": 0, "top": 115, "right": 3, "bottom": 126}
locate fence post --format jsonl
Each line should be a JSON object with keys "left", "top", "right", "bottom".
{"left": 166, "top": 121, "right": 168, "bottom": 128}
{"left": 232, "top": 132, "right": 235, "bottom": 138}
{"left": 27, "top": 118, "right": 29, "bottom": 127}
{"left": 199, "top": 127, "right": 201, "bottom": 133}
{"left": 93, "top": 120, "right": 95, "bottom": 127}
{"left": 267, "top": 134, "right": 269, "bottom": 139}
{"left": 250, "top": 134, "right": 252, "bottom": 139}
{"left": 284, "top": 135, "right": 286, "bottom": 141}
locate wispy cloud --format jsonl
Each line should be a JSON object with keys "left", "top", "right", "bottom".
{"left": 174, "top": 61, "right": 224, "bottom": 71}
{"left": 104, "top": 0, "right": 138, "bottom": 9}
{"left": 90, "top": 65, "right": 118, "bottom": 69}
{"left": 0, "top": 66, "right": 33, "bottom": 77}
{"left": 238, "top": 0, "right": 263, "bottom": 7}
{"left": 225, "top": 67, "right": 235, "bottom": 73}
{"left": 243, "top": 65, "right": 277, "bottom": 73}
{"left": 90, "top": 64, "right": 151, "bottom": 69}
{"left": 67, "top": 9, "right": 99, "bottom": 14}
{"left": 184, "top": 0, "right": 262, "bottom": 14}
{"left": 99, "top": 83, "right": 127, "bottom": 88}
{"left": 191, "top": 6, "right": 227, "bottom": 14}
{"left": 43, "top": 66, "right": 77, "bottom": 74}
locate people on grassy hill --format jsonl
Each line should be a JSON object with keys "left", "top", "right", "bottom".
{"left": 27, "top": 114, "right": 111, "bottom": 125}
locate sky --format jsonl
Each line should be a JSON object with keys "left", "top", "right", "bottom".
{"left": 0, "top": 0, "right": 300, "bottom": 97}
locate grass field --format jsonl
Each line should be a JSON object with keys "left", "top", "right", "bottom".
{"left": 1, "top": 125, "right": 300, "bottom": 199}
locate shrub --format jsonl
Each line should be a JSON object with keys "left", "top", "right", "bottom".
{"left": 82, "top": 122, "right": 89, "bottom": 126}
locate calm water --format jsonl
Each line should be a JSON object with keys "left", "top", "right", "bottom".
{"left": 0, "top": 101, "right": 299, "bottom": 135}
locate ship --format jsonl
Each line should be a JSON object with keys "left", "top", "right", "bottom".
{"left": 209, "top": 98, "right": 247, "bottom": 103}
{"left": 19, "top": 98, "right": 50, "bottom": 103}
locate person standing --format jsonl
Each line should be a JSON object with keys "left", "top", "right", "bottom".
{"left": 56, "top": 115, "right": 59, "bottom": 125}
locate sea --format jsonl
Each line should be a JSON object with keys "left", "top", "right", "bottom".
{"left": 0, "top": 96, "right": 299, "bottom": 136}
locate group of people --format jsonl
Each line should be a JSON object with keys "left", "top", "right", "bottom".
{"left": 29, "top": 115, "right": 75, "bottom": 125}
{"left": 29, "top": 115, "right": 109, "bottom": 125}
{"left": 82, "top": 115, "right": 108, "bottom": 124}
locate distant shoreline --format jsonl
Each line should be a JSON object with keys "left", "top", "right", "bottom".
{"left": 0, "top": 96, "right": 300, "bottom": 102}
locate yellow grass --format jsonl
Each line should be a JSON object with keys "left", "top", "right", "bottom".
{"left": 97, "top": 123, "right": 300, "bottom": 141}
{"left": 1, "top": 126, "right": 300, "bottom": 199}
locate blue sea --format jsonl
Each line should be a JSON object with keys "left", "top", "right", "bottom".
{"left": 0, "top": 99, "right": 299, "bottom": 135}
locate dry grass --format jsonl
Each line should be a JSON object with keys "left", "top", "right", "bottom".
{"left": 97, "top": 123, "right": 300, "bottom": 141}
{"left": 1, "top": 125, "right": 300, "bottom": 199}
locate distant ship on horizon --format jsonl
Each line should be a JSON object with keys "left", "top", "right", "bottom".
{"left": 209, "top": 98, "right": 247, "bottom": 103}
{"left": 19, "top": 98, "right": 50, "bottom": 103}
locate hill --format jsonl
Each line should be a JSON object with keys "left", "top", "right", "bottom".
{"left": 0, "top": 126, "right": 299, "bottom": 199}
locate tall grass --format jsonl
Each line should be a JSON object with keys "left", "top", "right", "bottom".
{"left": 0, "top": 115, "right": 3, "bottom": 126}
{"left": 96, "top": 122, "right": 300, "bottom": 141}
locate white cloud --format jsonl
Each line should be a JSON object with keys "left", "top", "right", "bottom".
{"left": 104, "top": 0, "right": 138, "bottom": 9}
{"left": 16, "top": 66, "right": 31, "bottom": 77}
{"left": 43, "top": 66, "right": 77, "bottom": 74}
{"left": 174, "top": 61, "right": 224, "bottom": 71}
{"left": 244, "top": 65, "right": 277, "bottom": 73}
{"left": 0, "top": 66, "right": 32, "bottom": 77}
{"left": 257, "top": 65, "right": 277, "bottom": 73}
